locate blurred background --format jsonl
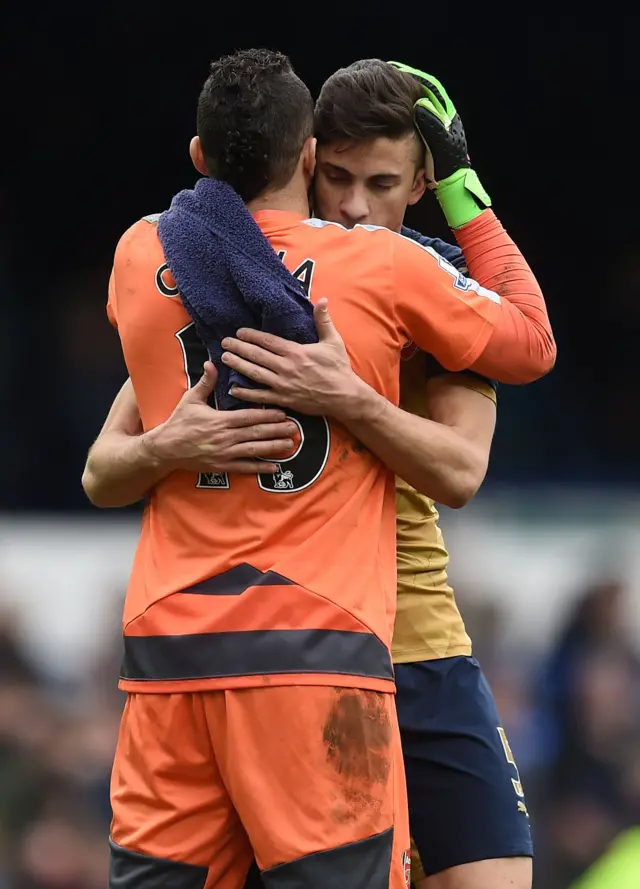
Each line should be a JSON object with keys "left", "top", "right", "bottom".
{"left": 1, "top": 8, "right": 638, "bottom": 888}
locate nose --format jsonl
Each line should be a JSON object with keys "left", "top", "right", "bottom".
{"left": 340, "top": 186, "right": 370, "bottom": 226}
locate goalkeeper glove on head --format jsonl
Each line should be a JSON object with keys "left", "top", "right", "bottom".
{"left": 388, "top": 61, "right": 491, "bottom": 228}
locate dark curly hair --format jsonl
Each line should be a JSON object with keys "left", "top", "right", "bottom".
{"left": 315, "top": 59, "right": 425, "bottom": 165}
{"left": 197, "top": 49, "right": 314, "bottom": 203}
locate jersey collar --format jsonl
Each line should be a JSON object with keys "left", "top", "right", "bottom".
{"left": 252, "top": 209, "right": 308, "bottom": 233}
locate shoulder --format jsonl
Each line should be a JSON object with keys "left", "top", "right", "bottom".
{"left": 114, "top": 215, "right": 164, "bottom": 264}
{"left": 300, "top": 218, "right": 403, "bottom": 274}
{"left": 400, "top": 226, "right": 466, "bottom": 271}
{"left": 304, "top": 217, "right": 408, "bottom": 244}
{"left": 306, "top": 218, "right": 444, "bottom": 267}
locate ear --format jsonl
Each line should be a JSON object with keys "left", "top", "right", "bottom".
{"left": 407, "top": 167, "right": 428, "bottom": 206}
{"left": 190, "top": 136, "right": 208, "bottom": 176}
{"left": 302, "top": 136, "right": 317, "bottom": 180}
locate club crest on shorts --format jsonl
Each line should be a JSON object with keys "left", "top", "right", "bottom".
{"left": 402, "top": 849, "right": 411, "bottom": 888}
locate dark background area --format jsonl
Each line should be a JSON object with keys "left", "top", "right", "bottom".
{"left": 2, "top": 10, "right": 638, "bottom": 510}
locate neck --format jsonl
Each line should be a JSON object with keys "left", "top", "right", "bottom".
{"left": 247, "top": 180, "right": 310, "bottom": 218}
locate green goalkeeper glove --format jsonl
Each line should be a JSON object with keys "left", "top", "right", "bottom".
{"left": 388, "top": 61, "right": 491, "bottom": 228}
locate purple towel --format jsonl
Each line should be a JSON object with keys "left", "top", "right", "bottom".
{"left": 158, "top": 178, "right": 318, "bottom": 410}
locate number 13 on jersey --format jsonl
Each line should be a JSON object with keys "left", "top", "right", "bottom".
{"left": 175, "top": 323, "right": 331, "bottom": 494}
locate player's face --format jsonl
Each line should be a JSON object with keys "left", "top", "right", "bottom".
{"left": 313, "top": 134, "right": 426, "bottom": 232}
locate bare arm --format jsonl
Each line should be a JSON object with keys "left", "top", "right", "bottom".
{"left": 82, "top": 363, "right": 297, "bottom": 508}
{"left": 423, "top": 374, "right": 496, "bottom": 503}
{"left": 340, "top": 373, "right": 495, "bottom": 507}
{"left": 219, "top": 302, "right": 495, "bottom": 505}
{"left": 82, "top": 379, "right": 164, "bottom": 508}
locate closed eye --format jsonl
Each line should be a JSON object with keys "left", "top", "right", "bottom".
{"left": 370, "top": 176, "right": 401, "bottom": 191}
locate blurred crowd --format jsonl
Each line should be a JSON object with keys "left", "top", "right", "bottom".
{"left": 0, "top": 612, "right": 123, "bottom": 889}
{"left": 468, "top": 579, "right": 640, "bottom": 888}
{"left": 0, "top": 576, "right": 638, "bottom": 888}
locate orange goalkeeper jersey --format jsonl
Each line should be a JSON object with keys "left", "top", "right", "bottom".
{"left": 108, "top": 208, "right": 537, "bottom": 694}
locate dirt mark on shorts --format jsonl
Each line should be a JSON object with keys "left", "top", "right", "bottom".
{"left": 322, "top": 689, "right": 392, "bottom": 784}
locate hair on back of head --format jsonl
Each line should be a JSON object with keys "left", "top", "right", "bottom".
{"left": 197, "top": 48, "right": 314, "bottom": 203}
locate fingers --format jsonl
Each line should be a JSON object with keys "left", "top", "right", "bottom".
{"left": 203, "top": 360, "right": 217, "bottom": 380}
{"left": 313, "top": 299, "right": 339, "bottom": 342}
{"left": 388, "top": 62, "right": 454, "bottom": 117}
{"left": 226, "top": 408, "right": 288, "bottom": 427}
{"left": 185, "top": 361, "right": 218, "bottom": 400}
{"left": 222, "top": 335, "right": 289, "bottom": 370}
{"left": 388, "top": 61, "right": 437, "bottom": 102}
{"left": 196, "top": 437, "right": 294, "bottom": 474}
{"left": 228, "top": 437, "right": 295, "bottom": 460}
{"left": 418, "top": 82, "right": 449, "bottom": 121}
{"left": 221, "top": 350, "right": 280, "bottom": 387}
{"left": 415, "top": 98, "right": 449, "bottom": 132}
{"left": 232, "top": 328, "right": 293, "bottom": 356}
{"left": 229, "top": 421, "right": 297, "bottom": 444}
{"left": 228, "top": 386, "right": 282, "bottom": 406}
{"left": 216, "top": 460, "right": 279, "bottom": 475}
{"left": 417, "top": 72, "right": 455, "bottom": 119}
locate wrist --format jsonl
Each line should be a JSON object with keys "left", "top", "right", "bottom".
{"left": 334, "top": 376, "right": 387, "bottom": 426}
{"left": 139, "top": 425, "right": 171, "bottom": 469}
{"left": 435, "top": 168, "right": 491, "bottom": 229}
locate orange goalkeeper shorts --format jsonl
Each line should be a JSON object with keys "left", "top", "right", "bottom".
{"left": 109, "top": 685, "right": 410, "bottom": 889}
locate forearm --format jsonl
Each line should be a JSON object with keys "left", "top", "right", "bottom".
{"left": 82, "top": 429, "right": 171, "bottom": 508}
{"left": 455, "top": 210, "right": 556, "bottom": 383}
{"left": 338, "top": 383, "right": 486, "bottom": 507}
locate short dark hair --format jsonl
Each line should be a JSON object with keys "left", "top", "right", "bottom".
{"left": 315, "top": 59, "right": 424, "bottom": 160}
{"left": 197, "top": 49, "right": 314, "bottom": 203}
